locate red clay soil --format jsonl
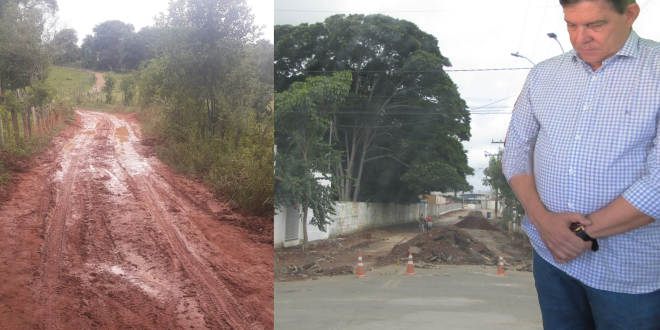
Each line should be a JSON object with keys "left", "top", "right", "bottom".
{"left": 376, "top": 225, "right": 496, "bottom": 267}
{"left": 455, "top": 216, "right": 500, "bottom": 231}
{"left": 0, "top": 110, "right": 273, "bottom": 330}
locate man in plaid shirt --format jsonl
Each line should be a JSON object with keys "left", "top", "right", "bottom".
{"left": 503, "top": 0, "right": 660, "bottom": 328}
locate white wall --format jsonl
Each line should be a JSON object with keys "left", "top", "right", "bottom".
{"left": 274, "top": 201, "right": 463, "bottom": 248}
{"left": 274, "top": 207, "right": 286, "bottom": 249}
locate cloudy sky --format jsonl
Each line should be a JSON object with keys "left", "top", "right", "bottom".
{"left": 56, "top": 0, "right": 274, "bottom": 43}
{"left": 275, "top": 0, "right": 660, "bottom": 193}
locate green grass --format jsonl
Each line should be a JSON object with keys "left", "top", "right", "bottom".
{"left": 75, "top": 72, "right": 138, "bottom": 113}
{"left": 45, "top": 66, "right": 96, "bottom": 99}
{"left": 137, "top": 106, "right": 274, "bottom": 215}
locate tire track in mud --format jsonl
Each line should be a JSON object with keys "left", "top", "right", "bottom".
{"left": 39, "top": 153, "right": 80, "bottom": 330}
{"left": 100, "top": 110, "right": 267, "bottom": 329}
{"left": 2, "top": 110, "right": 271, "bottom": 329}
{"left": 138, "top": 176, "right": 260, "bottom": 329}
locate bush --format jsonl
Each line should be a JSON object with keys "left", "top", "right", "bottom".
{"left": 154, "top": 109, "right": 274, "bottom": 214}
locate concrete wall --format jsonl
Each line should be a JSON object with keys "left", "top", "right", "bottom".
{"left": 274, "top": 207, "right": 286, "bottom": 250}
{"left": 274, "top": 201, "right": 463, "bottom": 249}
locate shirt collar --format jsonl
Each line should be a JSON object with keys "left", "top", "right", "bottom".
{"left": 571, "top": 30, "right": 639, "bottom": 68}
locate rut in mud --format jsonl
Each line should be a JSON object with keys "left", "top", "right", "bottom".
{"left": 0, "top": 110, "right": 273, "bottom": 329}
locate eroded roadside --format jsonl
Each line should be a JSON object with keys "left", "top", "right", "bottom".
{"left": 0, "top": 109, "right": 273, "bottom": 330}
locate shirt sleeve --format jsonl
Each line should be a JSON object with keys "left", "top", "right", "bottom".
{"left": 502, "top": 70, "right": 540, "bottom": 182}
{"left": 622, "top": 124, "right": 660, "bottom": 220}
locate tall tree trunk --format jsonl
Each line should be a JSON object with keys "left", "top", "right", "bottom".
{"left": 352, "top": 136, "right": 369, "bottom": 202}
{"left": 301, "top": 198, "right": 309, "bottom": 252}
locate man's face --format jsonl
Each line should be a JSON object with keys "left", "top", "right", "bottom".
{"left": 563, "top": 0, "right": 639, "bottom": 70}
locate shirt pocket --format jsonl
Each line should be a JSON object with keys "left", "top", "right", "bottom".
{"left": 607, "top": 100, "right": 658, "bottom": 154}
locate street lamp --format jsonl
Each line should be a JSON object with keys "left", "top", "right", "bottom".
{"left": 511, "top": 52, "right": 535, "bottom": 66}
{"left": 547, "top": 32, "right": 565, "bottom": 53}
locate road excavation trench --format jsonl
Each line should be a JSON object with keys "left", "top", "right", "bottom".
{"left": 0, "top": 110, "right": 272, "bottom": 329}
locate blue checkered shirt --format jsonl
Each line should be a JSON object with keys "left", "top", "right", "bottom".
{"left": 503, "top": 31, "right": 660, "bottom": 294}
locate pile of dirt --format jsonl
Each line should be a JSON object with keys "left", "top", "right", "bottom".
{"left": 455, "top": 215, "right": 500, "bottom": 231}
{"left": 376, "top": 225, "right": 497, "bottom": 267}
{"left": 275, "top": 231, "right": 388, "bottom": 280}
{"left": 468, "top": 210, "right": 485, "bottom": 218}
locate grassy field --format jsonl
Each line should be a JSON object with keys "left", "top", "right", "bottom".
{"left": 45, "top": 66, "right": 96, "bottom": 99}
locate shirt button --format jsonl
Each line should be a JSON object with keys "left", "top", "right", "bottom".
{"left": 575, "top": 135, "right": 581, "bottom": 140}
{"left": 568, "top": 202, "right": 574, "bottom": 209}
{"left": 568, "top": 168, "right": 574, "bottom": 174}
{"left": 583, "top": 105, "right": 589, "bottom": 110}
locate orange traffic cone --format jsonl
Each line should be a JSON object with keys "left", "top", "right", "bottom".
{"left": 405, "top": 251, "right": 415, "bottom": 275}
{"left": 356, "top": 252, "right": 366, "bottom": 278}
{"left": 496, "top": 252, "right": 506, "bottom": 276}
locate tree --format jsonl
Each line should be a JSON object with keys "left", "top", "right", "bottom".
{"left": 120, "top": 33, "right": 147, "bottom": 71}
{"left": 482, "top": 149, "right": 523, "bottom": 223}
{"left": 102, "top": 73, "right": 115, "bottom": 103}
{"left": 0, "top": 1, "right": 52, "bottom": 96}
{"left": 51, "top": 28, "right": 79, "bottom": 65}
{"left": 275, "top": 14, "right": 472, "bottom": 204}
{"left": 119, "top": 74, "right": 136, "bottom": 105}
{"left": 92, "top": 20, "right": 135, "bottom": 71}
{"left": 135, "top": 0, "right": 274, "bottom": 213}
{"left": 401, "top": 161, "right": 464, "bottom": 196}
{"left": 275, "top": 71, "right": 352, "bottom": 251}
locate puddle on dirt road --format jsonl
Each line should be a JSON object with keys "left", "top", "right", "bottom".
{"left": 115, "top": 126, "right": 130, "bottom": 143}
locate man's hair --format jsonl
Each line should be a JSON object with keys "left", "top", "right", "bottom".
{"left": 559, "top": 0, "right": 637, "bottom": 14}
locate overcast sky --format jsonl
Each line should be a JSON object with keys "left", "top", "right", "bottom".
{"left": 275, "top": 0, "right": 660, "bottom": 193}
{"left": 56, "top": 0, "right": 274, "bottom": 43}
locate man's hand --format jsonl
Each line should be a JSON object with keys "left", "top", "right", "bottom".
{"left": 530, "top": 211, "right": 592, "bottom": 263}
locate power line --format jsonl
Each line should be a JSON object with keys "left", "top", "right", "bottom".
{"left": 292, "top": 68, "right": 533, "bottom": 73}
{"left": 278, "top": 95, "right": 517, "bottom": 128}
{"left": 277, "top": 110, "right": 513, "bottom": 115}
{"left": 642, "top": 0, "right": 652, "bottom": 9}
{"left": 275, "top": 5, "right": 561, "bottom": 13}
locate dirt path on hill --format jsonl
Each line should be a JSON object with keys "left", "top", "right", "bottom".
{"left": 91, "top": 72, "right": 105, "bottom": 93}
{"left": 0, "top": 110, "right": 273, "bottom": 330}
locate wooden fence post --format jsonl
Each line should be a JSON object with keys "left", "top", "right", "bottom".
{"left": 22, "top": 110, "right": 28, "bottom": 139}
{"left": 0, "top": 111, "right": 4, "bottom": 148}
{"left": 5, "top": 112, "right": 11, "bottom": 145}
{"left": 40, "top": 106, "right": 45, "bottom": 134}
{"left": 31, "top": 107, "right": 37, "bottom": 137}
{"left": 47, "top": 105, "right": 52, "bottom": 130}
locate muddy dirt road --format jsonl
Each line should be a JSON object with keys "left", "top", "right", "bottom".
{"left": 0, "top": 110, "right": 272, "bottom": 329}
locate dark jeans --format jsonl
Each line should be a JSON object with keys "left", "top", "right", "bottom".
{"left": 533, "top": 250, "right": 660, "bottom": 330}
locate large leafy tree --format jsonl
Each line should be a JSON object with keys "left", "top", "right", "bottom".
{"left": 50, "top": 28, "right": 79, "bottom": 65}
{"left": 275, "top": 71, "right": 352, "bottom": 251}
{"left": 275, "top": 14, "right": 473, "bottom": 203}
{"left": 92, "top": 20, "right": 135, "bottom": 71}
{"left": 153, "top": 0, "right": 260, "bottom": 137}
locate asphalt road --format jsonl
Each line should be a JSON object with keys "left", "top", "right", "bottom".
{"left": 275, "top": 265, "right": 542, "bottom": 330}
